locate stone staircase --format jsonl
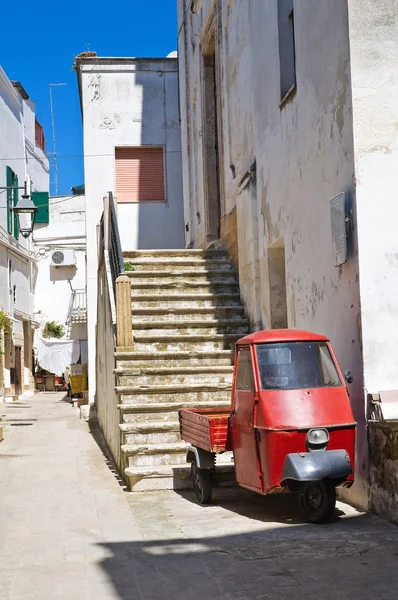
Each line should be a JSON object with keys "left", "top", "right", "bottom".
{"left": 115, "top": 249, "right": 249, "bottom": 492}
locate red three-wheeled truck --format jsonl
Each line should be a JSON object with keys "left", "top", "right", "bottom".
{"left": 179, "top": 330, "right": 356, "bottom": 524}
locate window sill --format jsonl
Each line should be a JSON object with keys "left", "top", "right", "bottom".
{"left": 279, "top": 84, "right": 297, "bottom": 110}
{"left": 117, "top": 200, "right": 166, "bottom": 204}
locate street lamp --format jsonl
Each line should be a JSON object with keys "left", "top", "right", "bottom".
{"left": 12, "top": 177, "right": 37, "bottom": 239}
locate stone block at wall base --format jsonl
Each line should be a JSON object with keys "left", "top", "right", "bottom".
{"left": 368, "top": 421, "right": 398, "bottom": 524}
{"left": 0, "top": 424, "right": 4, "bottom": 443}
{"left": 73, "top": 398, "right": 88, "bottom": 409}
{"left": 80, "top": 403, "right": 97, "bottom": 422}
{"left": 5, "top": 395, "right": 18, "bottom": 403}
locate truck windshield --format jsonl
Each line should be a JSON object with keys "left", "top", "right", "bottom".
{"left": 256, "top": 342, "right": 342, "bottom": 390}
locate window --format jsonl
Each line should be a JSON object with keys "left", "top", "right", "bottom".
{"left": 277, "top": 0, "right": 297, "bottom": 104}
{"left": 31, "top": 192, "right": 49, "bottom": 224}
{"left": 236, "top": 348, "right": 255, "bottom": 391}
{"left": 115, "top": 147, "right": 165, "bottom": 202}
{"left": 6, "top": 166, "right": 19, "bottom": 239}
{"left": 256, "top": 342, "right": 342, "bottom": 391}
{"left": 35, "top": 119, "right": 45, "bottom": 152}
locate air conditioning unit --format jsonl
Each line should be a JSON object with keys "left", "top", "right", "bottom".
{"left": 50, "top": 249, "right": 76, "bottom": 267}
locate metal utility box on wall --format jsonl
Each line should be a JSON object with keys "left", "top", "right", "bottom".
{"left": 50, "top": 249, "right": 76, "bottom": 268}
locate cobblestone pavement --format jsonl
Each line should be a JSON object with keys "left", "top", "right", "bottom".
{"left": 1, "top": 393, "right": 398, "bottom": 600}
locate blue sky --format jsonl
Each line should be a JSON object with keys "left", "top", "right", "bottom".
{"left": 0, "top": 0, "right": 177, "bottom": 196}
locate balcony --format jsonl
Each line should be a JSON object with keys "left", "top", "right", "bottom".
{"left": 66, "top": 290, "right": 87, "bottom": 324}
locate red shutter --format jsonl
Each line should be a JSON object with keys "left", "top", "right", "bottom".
{"left": 35, "top": 120, "right": 45, "bottom": 151}
{"left": 115, "top": 147, "right": 165, "bottom": 202}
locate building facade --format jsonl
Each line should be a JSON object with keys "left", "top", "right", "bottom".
{"left": 0, "top": 68, "right": 49, "bottom": 401}
{"left": 33, "top": 193, "right": 87, "bottom": 343}
{"left": 75, "top": 54, "right": 185, "bottom": 404}
{"left": 177, "top": 0, "right": 398, "bottom": 509}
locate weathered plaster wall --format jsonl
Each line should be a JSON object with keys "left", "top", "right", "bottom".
{"left": 178, "top": 0, "right": 367, "bottom": 506}
{"left": 96, "top": 257, "right": 121, "bottom": 469}
{"left": 348, "top": 1, "right": 398, "bottom": 395}
{"left": 78, "top": 58, "right": 185, "bottom": 404}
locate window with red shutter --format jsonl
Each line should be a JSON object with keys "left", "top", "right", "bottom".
{"left": 115, "top": 147, "right": 165, "bottom": 202}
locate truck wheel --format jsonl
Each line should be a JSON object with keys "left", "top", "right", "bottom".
{"left": 191, "top": 461, "right": 212, "bottom": 504}
{"left": 298, "top": 480, "right": 336, "bottom": 524}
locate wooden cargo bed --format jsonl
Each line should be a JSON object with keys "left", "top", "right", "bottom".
{"left": 179, "top": 407, "right": 231, "bottom": 453}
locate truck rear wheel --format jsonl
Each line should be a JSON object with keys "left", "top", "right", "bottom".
{"left": 298, "top": 480, "right": 336, "bottom": 524}
{"left": 191, "top": 461, "right": 212, "bottom": 504}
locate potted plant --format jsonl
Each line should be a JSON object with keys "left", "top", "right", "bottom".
{"left": 42, "top": 321, "right": 65, "bottom": 339}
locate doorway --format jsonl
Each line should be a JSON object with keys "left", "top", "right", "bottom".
{"left": 202, "top": 44, "right": 221, "bottom": 242}
{"left": 268, "top": 238, "right": 288, "bottom": 329}
{"left": 14, "top": 346, "right": 22, "bottom": 396}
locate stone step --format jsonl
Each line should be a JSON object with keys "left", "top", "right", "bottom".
{"left": 117, "top": 382, "right": 232, "bottom": 401}
{"left": 121, "top": 442, "right": 188, "bottom": 468}
{"left": 115, "top": 350, "right": 234, "bottom": 369}
{"left": 132, "top": 319, "right": 249, "bottom": 336}
{"left": 118, "top": 387, "right": 232, "bottom": 405}
{"left": 118, "top": 400, "right": 230, "bottom": 423}
{"left": 115, "top": 367, "right": 233, "bottom": 387}
{"left": 127, "top": 269, "right": 237, "bottom": 281}
{"left": 131, "top": 293, "right": 243, "bottom": 309}
{"left": 123, "top": 249, "right": 228, "bottom": 260}
{"left": 120, "top": 421, "right": 181, "bottom": 445}
{"left": 129, "top": 258, "right": 233, "bottom": 272}
{"left": 130, "top": 281, "right": 240, "bottom": 295}
{"left": 124, "top": 463, "right": 235, "bottom": 492}
{"left": 124, "top": 464, "right": 192, "bottom": 491}
{"left": 132, "top": 333, "right": 242, "bottom": 353}
{"left": 131, "top": 306, "right": 245, "bottom": 323}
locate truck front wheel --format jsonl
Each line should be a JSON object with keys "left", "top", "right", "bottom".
{"left": 191, "top": 461, "right": 212, "bottom": 504}
{"left": 298, "top": 479, "right": 336, "bottom": 524}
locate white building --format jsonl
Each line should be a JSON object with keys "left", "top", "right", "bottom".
{"left": 33, "top": 191, "right": 87, "bottom": 343}
{"left": 0, "top": 68, "right": 49, "bottom": 400}
{"left": 74, "top": 54, "right": 185, "bottom": 404}
{"left": 177, "top": 0, "right": 398, "bottom": 509}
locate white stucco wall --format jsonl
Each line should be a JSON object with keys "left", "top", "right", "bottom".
{"left": 77, "top": 57, "right": 185, "bottom": 403}
{"left": 23, "top": 98, "right": 49, "bottom": 196}
{"left": 0, "top": 66, "right": 49, "bottom": 397}
{"left": 178, "top": 0, "right": 369, "bottom": 507}
{"left": 348, "top": 1, "right": 398, "bottom": 397}
{"left": 33, "top": 195, "right": 86, "bottom": 340}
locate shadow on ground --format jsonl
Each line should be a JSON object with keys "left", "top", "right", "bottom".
{"left": 96, "top": 498, "right": 398, "bottom": 600}
{"left": 88, "top": 418, "right": 128, "bottom": 491}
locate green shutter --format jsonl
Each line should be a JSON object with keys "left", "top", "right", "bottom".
{"left": 13, "top": 174, "right": 19, "bottom": 240}
{"left": 6, "top": 167, "right": 13, "bottom": 234}
{"left": 31, "top": 191, "right": 49, "bottom": 224}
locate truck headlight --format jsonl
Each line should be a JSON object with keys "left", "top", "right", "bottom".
{"left": 306, "top": 428, "right": 329, "bottom": 451}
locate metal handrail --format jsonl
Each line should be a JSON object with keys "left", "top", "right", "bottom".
{"left": 99, "top": 191, "right": 124, "bottom": 327}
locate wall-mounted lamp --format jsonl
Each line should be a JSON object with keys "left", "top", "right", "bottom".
{"left": 12, "top": 177, "right": 37, "bottom": 238}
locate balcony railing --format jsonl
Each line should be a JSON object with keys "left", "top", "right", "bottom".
{"left": 66, "top": 290, "right": 87, "bottom": 324}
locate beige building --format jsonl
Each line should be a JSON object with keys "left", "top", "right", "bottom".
{"left": 177, "top": 0, "right": 398, "bottom": 510}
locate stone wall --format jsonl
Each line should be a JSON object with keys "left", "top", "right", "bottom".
{"left": 96, "top": 257, "right": 121, "bottom": 470}
{"left": 368, "top": 421, "right": 398, "bottom": 524}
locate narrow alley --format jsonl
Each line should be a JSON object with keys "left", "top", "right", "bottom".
{"left": 0, "top": 394, "right": 398, "bottom": 600}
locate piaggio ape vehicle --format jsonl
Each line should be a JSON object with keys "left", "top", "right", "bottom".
{"left": 179, "top": 330, "right": 356, "bottom": 523}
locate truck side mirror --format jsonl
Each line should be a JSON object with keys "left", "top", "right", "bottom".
{"left": 344, "top": 370, "right": 353, "bottom": 384}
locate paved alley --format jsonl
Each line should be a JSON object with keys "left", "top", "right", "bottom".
{"left": 1, "top": 394, "right": 398, "bottom": 600}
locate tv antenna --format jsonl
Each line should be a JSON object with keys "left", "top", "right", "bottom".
{"left": 49, "top": 83, "right": 67, "bottom": 196}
